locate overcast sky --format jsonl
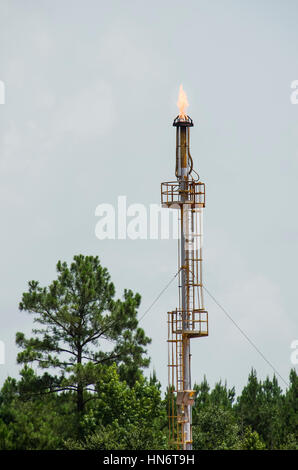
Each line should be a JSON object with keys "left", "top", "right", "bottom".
{"left": 0, "top": 0, "right": 297, "bottom": 394}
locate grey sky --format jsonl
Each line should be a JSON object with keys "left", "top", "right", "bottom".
{"left": 0, "top": 0, "right": 297, "bottom": 394}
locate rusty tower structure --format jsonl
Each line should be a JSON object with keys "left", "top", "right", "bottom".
{"left": 161, "top": 95, "right": 208, "bottom": 450}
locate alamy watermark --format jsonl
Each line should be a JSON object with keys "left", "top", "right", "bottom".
{"left": 0, "top": 80, "right": 5, "bottom": 104}
{"left": 290, "top": 80, "right": 298, "bottom": 104}
{"left": 95, "top": 196, "right": 204, "bottom": 251}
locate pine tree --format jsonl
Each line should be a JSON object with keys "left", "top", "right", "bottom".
{"left": 16, "top": 255, "right": 151, "bottom": 415}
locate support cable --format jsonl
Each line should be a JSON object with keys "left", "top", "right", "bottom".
{"left": 203, "top": 285, "right": 289, "bottom": 388}
{"left": 103, "top": 272, "right": 289, "bottom": 389}
{"left": 139, "top": 270, "right": 181, "bottom": 323}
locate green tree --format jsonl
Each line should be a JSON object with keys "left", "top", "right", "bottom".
{"left": 0, "top": 368, "right": 76, "bottom": 450}
{"left": 192, "top": 377, "right": 235, "bottom": 426}
{"left": 16, "top": 255, "right": 151, "bottom": 416}
{"left": 82, "top": 363, "right": 166, "bottom": 429}
{"left": 240, "top": 426, "right": 266, "bottom": 450}
{"left": 64, "top": 364, "right": 168, "bottom": 450}
{"left": 193, "top": 406, "right": 241, "bottom": 450}
{"left": 259, "top": 375, "right": 283, "bottom": 448}
{"left": 65, "top": 422, "right": 165, "bottom": 450}
{"left": 209, "top": 380, "right": 235, "bottom": 409}
{"left": 235, "top": 369, "right": 286, "bottom": 449}
{"left": 235, "top": 369, "right": 263, "bottom": 435}
{"left": 193, "top": 376, "right": 210, "bottom": 409}
{"left": 282, "top": 369, "right": 298, "bottom": 444}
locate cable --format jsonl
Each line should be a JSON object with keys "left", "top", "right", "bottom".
{"left": 88, "top": 270, "right": 180, "bottom": 348}
{"left": 191, "top": 167, "right": 200, "bottom": 182}
{"left": 139, "top": 270, "right": 180, "bottom": 323}
{"left": 97, "top": 270, "right": 290, "bottom": 389}
{"left": 203, "top": 285, "right": 289, "bottom": 388}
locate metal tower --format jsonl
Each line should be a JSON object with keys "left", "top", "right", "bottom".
{"left": 161, "top": 108, "right": 208, "bottom": 450}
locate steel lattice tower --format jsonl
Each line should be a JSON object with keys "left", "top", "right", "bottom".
{"left": 161, "top": 111, "right": 208, "bottom": 450}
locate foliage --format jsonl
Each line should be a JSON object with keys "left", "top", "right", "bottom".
{"left": 0, "top": 371, "right": 76, "bottom": 449}
{"left": 65, "top": 364, "right": 168, "bottom": 450}
{"left": 16, "top": 255, "right": 151, "bottom": 414}
{"left": 192, "top": 369, "right": 297, "bottom": 450}
{"left": 0, "top": 365, "right": 297, "bottom": 450}
{"left": 0, "top": 255, "right": 297, "bottom": 450}
{"left": 65, "top": 421, "right": 166, "bottom": 450}
{"left": 240, "top": 427, "right": 266, "bottom": 450}
{"left": 235, "top": 369, "right": 286, "bottom": 449}
{"left": 81, "top": 363, "right": 166, "bottom": 429}
{"left": 193, "top": 406, "right": 242, "bottom": 450}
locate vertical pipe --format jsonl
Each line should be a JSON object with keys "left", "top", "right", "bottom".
{"left": 178, "top": 125, "right": 192, "bottom": 450}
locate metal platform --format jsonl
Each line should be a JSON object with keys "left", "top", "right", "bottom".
{"left": 161, "top": 181, "right": 205, "bottom": 208}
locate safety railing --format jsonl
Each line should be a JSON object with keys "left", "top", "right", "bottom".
{"left": 161, "top": 181, "right": 205, "bottom": 208}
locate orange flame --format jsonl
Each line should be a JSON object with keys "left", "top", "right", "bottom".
{"left": 177, "top": 84, "right": 189, "bottom": 119}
